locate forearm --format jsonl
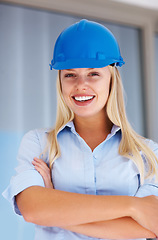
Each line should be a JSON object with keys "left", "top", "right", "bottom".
{"left": 16, "top": 186, "right": 132, "bottom": 227}
{"left": 62, "top": 217, "right": 156, "bottom": 239}
{"left": 30, "top": 158, "right": 158, "bottom": 236}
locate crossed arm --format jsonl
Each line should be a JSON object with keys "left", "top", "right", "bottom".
{"left": 16, "top": 158, "right": 158, "bottom": 239}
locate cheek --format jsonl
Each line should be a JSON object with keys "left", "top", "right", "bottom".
{"left": 61, "top": 83, "right": 71, "bottom": 105}
{"left": 105, "top": 78, "right": 111, "bottom": 95}
{"left": 100, "top": 81, "right": 111, "bottom": 98}
{"left": 61, "top": 81, "right": 67, "bottom": 96}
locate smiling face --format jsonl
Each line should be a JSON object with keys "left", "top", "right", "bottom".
{"left": 60, "top": 67, "right": 111, "bottom": 119}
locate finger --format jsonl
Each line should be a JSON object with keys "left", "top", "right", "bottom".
{"left": 32, "top": 159, "right": 48, "bottom": 169}
{"left": 34, "top": 165, "right": 53, "bottom": 189}
{"left": 32, "top": 158, "right": 54, "bottom": 189}
{"left": 32, "top": 158, "right": 50, "bottom": 175}
{"left": 32, "top": 160, "right": 51, "bottom": 176}
{"left": 33, "top": 157, "right": 49, "bottom": 168}
{"left": 32, "top": 160, "right": 52, "bottom": 182}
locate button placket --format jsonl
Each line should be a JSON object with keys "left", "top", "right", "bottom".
{"left": 72, "top": 131, "right": 96, "bottom": 195}
{"left": 92, "top": 153, "right": 98, "bottom": 194}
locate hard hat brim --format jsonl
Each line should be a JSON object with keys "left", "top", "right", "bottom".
{"left": 50, "top": 58, "right": 125, "bottom": 70}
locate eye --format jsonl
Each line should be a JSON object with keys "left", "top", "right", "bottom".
{"left": 64, "top": 73, "right": 75, "bottom": 78}
{"left": 89, "top": 72, "right": 100, "bottom": 77}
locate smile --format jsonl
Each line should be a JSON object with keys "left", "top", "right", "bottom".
{"left": 73, "top": 96, "right": 95, "bottom": 102}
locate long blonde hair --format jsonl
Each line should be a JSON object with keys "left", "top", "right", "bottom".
{"left": 46, "top": 66, "right": 158, "bottom": 184}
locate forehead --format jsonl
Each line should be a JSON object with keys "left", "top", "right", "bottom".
{"left": 62, "top": 68, "right": 94, "bottom": 72}
{"left": 61, "top": 67, "right": 108, "bottom": 74}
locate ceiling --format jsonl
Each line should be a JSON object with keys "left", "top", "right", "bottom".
{"left": 113, "top": 0, "right": 158, "bottom": 10}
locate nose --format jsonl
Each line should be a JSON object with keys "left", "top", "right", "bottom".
{"left": 75, "top": 75, "right": 88, "bottom": 90}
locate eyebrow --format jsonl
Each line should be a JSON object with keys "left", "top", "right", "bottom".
{"left": 64, "top": 68, "right": 95, "bottom": 71}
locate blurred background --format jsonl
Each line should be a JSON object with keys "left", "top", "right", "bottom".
{"left": 0, "top": 0, "right": 158, "bottom": 239}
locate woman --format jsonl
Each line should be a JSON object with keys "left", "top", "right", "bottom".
{"left": 3, "top": 19, "right": 158, "bottom": 240}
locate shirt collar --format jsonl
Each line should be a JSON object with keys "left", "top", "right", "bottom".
{"left": 45, "top": 120, "right": 121, "bottom": 136}
{"left": 58, "top": 121, "right": 76, "bottom": 134}
{"left": 111, "top": 124, "right": 121, "bottom": 135}
{"left": 106, "top": 124, "right": 121, "bottom": 140}
{"left": 44, "top": 121, "right": 74, "bottom": 134}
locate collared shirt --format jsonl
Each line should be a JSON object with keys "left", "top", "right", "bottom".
{"left": 2, "top": 121, "right": 158, "bottom": 240}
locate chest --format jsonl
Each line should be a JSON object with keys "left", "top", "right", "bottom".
{"left": 51, "top": 132, "right": 140, "bottom": 196}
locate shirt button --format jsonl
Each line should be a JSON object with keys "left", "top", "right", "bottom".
{"left": 93, "top": 154, "right": 97, "bottom": 159}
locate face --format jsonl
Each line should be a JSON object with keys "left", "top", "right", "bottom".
{"left": 60, "top": 67, "right": 111, "bottom": 119}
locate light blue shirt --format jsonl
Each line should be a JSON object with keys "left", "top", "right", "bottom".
{"left": 2, "top": 121, "right": 158, "bottom": 240}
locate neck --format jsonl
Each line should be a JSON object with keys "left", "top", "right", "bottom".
{"left": 73, "top": 111, "right": 113, "bottom": 137}
{"left": 73, "top": 111, "right": 113, "bottom": 151}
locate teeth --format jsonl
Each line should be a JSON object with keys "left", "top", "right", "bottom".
{"left": 74, "top": 96, "right": 94, "bottom": 101}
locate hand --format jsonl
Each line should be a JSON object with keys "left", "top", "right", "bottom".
{"left": 131, "top": 195, "right": 158, "bottom": 236}
{"left": 32, "top": 157, "right": 54, "bottom": 189}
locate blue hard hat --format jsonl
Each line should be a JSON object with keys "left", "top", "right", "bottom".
{"left": 50, "top": 19, "right": 125, "bottom": 70}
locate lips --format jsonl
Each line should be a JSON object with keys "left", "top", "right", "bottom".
{"left": 72, "top": 95, "right": 95, "bottom": 106}
{"left": 73, "top": 95, "right": 95, "bottom": 102}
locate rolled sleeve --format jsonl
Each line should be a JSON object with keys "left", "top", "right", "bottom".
{"left": 2, "top": 170, "right": 44, "bottom": 215}
{"left": 2, "top": 129, "right": 46, "bottom": 215}
{"left": 135, "top": 182, "right": 158, "bottom": 197}
{"left": 135, "top": 140, "right": 158, "bottom": 198}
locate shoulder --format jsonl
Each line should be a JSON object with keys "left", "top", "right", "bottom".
{"left": 20, "top": 128, "right": 51, "bottom": 152}
{"left": 16, "top": 128, "right": 52, "bottom": 165}
{"left": 22, "top": 127, "right": 49, "bottom": 140}
{"left": 144, "top": 138, "right": 158, "bottom": 154}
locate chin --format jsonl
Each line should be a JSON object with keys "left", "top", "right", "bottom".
{"left": 74, "top": 111, "right": 100, "bottom": 119}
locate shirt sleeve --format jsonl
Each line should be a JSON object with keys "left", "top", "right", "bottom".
{"left": 2, "top": 129, "right": 45, "bottom": 215}
{"left": 134, "top": 140, "right": 158, "bottom": 197}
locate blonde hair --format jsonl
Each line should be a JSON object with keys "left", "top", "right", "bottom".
{"left": 46, "top": 66, "right": 158, "bottom": 184}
